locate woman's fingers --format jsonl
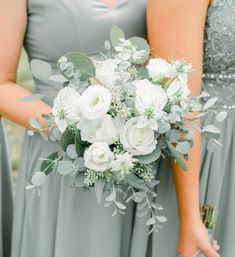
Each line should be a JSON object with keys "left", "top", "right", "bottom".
{"left": 203, "top": 245, "right": 221, "bottom": 257}
{"left": 212, "top": 240, "right": 220, "bottom": 251}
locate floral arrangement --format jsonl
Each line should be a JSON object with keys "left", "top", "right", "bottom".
{"left": 23, "top": 25, "right": 226, "bottom": 234}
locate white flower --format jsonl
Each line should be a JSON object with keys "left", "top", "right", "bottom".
{"left": 79, "top": 85, "right": 111, "bottom": 120}
{"left": 167, "top": 79, "right": 190, "bottom": 103}
{"left": 111, "top": 152, "right": 137, "bottom": 174}
{"left": 135, "top": 79, "right": 168, "bottom": 114}
{"left": 95, "top": 59, "right": 120, "bottom": 87}
{"left": 80, "top": 115, "right": 118, "bottom": 145}
{"left": 147, "top": 59, "right": 177, "bottom": 80}
{"left": 84, "top": 142, "right": 114, "bottom": 172}
{"left": 52, "top": 87, "right": 81, "bottom": 133}
{"left": 137, "top": 115, "right": 159, "bottom": 131}
{"left": 171, "top": 59, "right": 192, "bottom": 83}
{"left": 120, "top": 117, "right": 157, "bottom": 155}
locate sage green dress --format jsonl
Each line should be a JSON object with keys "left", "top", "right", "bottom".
{"left": 0, "top": 119, "right": 13, "bottom": 257}
{"left": 130, "top": 0, "right": 235, "bottom": 256}
{"left": 11, "top": 1, "right": 147, "bottom": 257}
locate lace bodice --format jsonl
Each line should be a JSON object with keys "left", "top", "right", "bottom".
{"left": 202, "top": 0, "right": 235, "bottom": 109}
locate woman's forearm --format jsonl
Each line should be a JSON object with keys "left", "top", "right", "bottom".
{"left": 0, "top": 82, "right": 51, "bottom": 129}
{"left": 171, "top": 133, "right": 202, "bottom": 223}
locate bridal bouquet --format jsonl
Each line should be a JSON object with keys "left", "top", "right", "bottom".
{"left": 24, "top": 25, "right": 225, "bottom": 234}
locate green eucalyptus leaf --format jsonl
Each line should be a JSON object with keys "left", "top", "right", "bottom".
{"left": 30, "top": 59, "right": 52, "bottom": 80}
{"left": 186, "top": 130, "right": 194, "bottom": 140}
{"left": 202, "top": 125, "right": 220, "bottom": 134}
{"left": 156, "top": 216, "right": 167, "bottom": 223}
{"left": 146, "top": 217, "right": 156, "bottom": 226}
{"left": 75, "top": 137, "right": 85, "bottom": 157}
{"left": 167, "top": 142, "right": 187, "bottom": 171}
{"left": 49, "top": 74, "right": 67, "bottom": 83}
{"left": 60, "top": 129, "right": 75, "bottom": 152}
{"left": 166, "top": 129, "right": 181, "bottom": 143}
{"left": 133, "top": 191, "right": 145, "bottom": 203}
{"left": 126, "top": 174, "right": 148, "bottom": 191}
{"left": 125, "top": 194, "right": 134, "bottom": 203}
{"left": 189, "top": 121, "right": 202, "bottom": 132}
{"left": 104, "top": 202, "right": 112, "bottom": 207}
{"left": 151, "top": 203, "right": 163, "bottom": 210}
{"left": 216, "top": 111, "right": 227, "bottom": 122}
{"left": 136, "top": 206, "right": 149, "bottom": 218}
{"left": 40, "top": 152, "right": 58, "bottom": 175}
{"left": 29, "top": 117, "right": 41, "bottom": 130}
{"left": 137, "top": 201, "right": 148, "bottom": 211}
{"left": 115, "top": 201, "right": 127, "bottom": 210}
{"left": 147, "top": 180, "right": 160, "bottom": 188}
{"left": 137, "top": 67, "right": 149, "bottom": 79}
{"left": 57, "top": 160, "right": 74, "bottom": 175}
{"left": 64, "top": 51, "right": 96, "bottom": 81}
{"left": 203, "top": 97, "right": 218, "bottom": 111}
{"left": 20, "top": 94, "right": 44, "bottom": 103}
{"left": 95, "top": 179, "right": 106, "bottom": 204}
{"left": 66, "top": 144, "right": 78, "bottom": 159}
{"left": 129, "top": 37, "right": 150, "bottom": 64}
{"left": 75, "top": 130, "right": 86, "bottom": 157}
{"left": 105, "top": 190, "right": 117, "bottom": 202}
{"left": 49, "top": 128, "right": 61, "bottom": 142}
{"left": 75, "top": 130, "right": 86, "bottom": 145}
{"left": 110, "top": 24, "right": 125, "bottom": 47}
{"left": 176, "top": 141, "right": 191, "bottom": 155}
{"left": 135, "top": 146, "right": 161, "bottom": 164}
{"left": 207, "top": 139, "right": 221, "bottom": 152}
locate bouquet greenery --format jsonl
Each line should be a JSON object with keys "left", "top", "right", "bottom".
{"left": 24, "top": 25, "right": 225, "bottom": 234}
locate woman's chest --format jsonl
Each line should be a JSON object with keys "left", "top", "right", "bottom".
{"left": 25, "top": 0, "right": 147, "bottom": 60}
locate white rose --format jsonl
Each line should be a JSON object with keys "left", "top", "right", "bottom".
{"left": 147, "top": 58, "right": 177, "bottom": 79}
{"left": 80, "top": 115, "right": 118, "bottom": 145}
{"left": 95, "top": 59, "right": 120, "bottom": 87}
{"left": 135, "top": 79, "right": 168, "bottom": 114}
{"left": 120, "top": 117, "right": 157, "bottom": 155}
{"left": 79, "top": 85, "right": 111, "bottom": 120}
{"left": 52, "top": 87, "right": 81, "bottom": 132}
{"left": 167, "top": 79, "right": 190, "bottom": 102}
{"left": 84, "top": 142, "right": 114, "bottom": 172}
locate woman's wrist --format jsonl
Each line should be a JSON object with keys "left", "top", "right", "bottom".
{"left": 179, "top": 208, "right": 202, "bottom": 225}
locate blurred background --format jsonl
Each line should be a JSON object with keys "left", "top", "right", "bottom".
{"left": 4, "top": 49, "right": 34, "bottom": 177}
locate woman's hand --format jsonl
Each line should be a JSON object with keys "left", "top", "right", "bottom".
{"left": 178, "top": 219, "right": 220, "bottom": 257}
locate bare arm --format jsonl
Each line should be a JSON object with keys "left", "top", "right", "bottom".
{"left": 0, "top": 0, "right": 51, "bottom": 128}
{"left": 147, "top": 0, "right": 220, "bottom": 256}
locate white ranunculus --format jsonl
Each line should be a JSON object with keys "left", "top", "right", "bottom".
{"left": 147, "top": 58, "right": 177, "bottom": 79}
{"left": 135, "top": 79, "right": 168, "bottom": 114}
{"left": 111, "top": 152, "right": 137, "bottom": 174}
{"left": 167, "top": 79, "right": 190, "bottom": 103}
{"left": 120, "top": 117, "right": 157, "bottom": 155}
{"left": 84, "top": 142, "right": 114, "bottom": 172}
{"left": 52, "top": 87, "right": 81, "bottom": 133}
{"left": 95, "top": 59, "right": 120, "bottom": 87}
{"left": 79, "top": 85, "right": 111, "bottom": 120}
{"left": 80, "top": 115, "right": 118, "bottom": 145}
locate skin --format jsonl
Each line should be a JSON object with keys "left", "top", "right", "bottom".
{"left": 0, "top": 0, "right": 51, "bottom": 129}
{"left": 147, "top": 0, "right": 220, "bottom": 256}
{"left": 0, "top": 0, "right": 220, "bottom": 256}
{"left": 102, "top": 0, "right": 118, "bottom": 8}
